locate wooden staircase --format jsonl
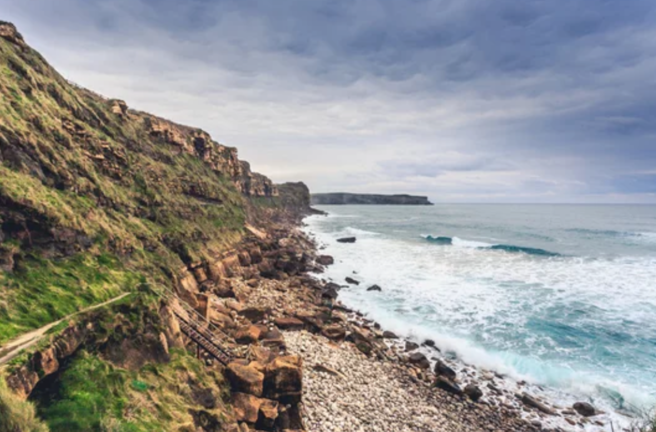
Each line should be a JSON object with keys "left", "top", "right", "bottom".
{"left": 153, "top": 285, "right": 236, "bottom": 366}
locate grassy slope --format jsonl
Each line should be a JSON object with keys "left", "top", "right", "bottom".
{"left": 2, "top": 292, "right": 233, "bottom": 432}
{"left": 0, "top": 29, "right": 249, "bottom": 344}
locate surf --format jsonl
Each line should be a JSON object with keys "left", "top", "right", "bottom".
{"left": 423, "top": 235, "right": 561, "bottom": 257}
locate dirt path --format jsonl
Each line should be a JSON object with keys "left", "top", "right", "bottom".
{"left": 0, "top": 292, "right": 131, "bottom": 366}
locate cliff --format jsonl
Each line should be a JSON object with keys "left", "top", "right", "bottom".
{"left": 311, "top": 192, "right": 433, "bottom": 205}
{"left": 0, "top": 21, "right": 314, "bottom": 431}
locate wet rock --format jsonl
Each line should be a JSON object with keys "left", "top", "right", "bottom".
{"left": 434, "top": 360, "right": 457, "bottom": 380}
{"left": 573, "top": 401, "right": 597, "bottom": 417}
{"left": 521, "top": 393, "right": 557, "bottom": 415}
{"left": 336, "top": 237, "right": 356, "bottom": 243}
{"left": 405, "top": 341, "right": 419, "bottom": 351}
{"left": 366, "top": 284, "right": 382, "bottom": 292}
{"left": 226, "top": 362, "right": 265, "bottom": 396}
{"left": 345, "top": 277, "right": 359, "bottom": 285}
{"left": 321, "top": 286, "right": 339, "bottom": 300}
{"left": 422, "top": 339, "right": 436, "bottom": 347}
{"left": 464, "top": 384, "right": 483, "bottom": 402}
{"left": 316, "top": 255, "right": 334, "bottom": 266}
{"left": 382, "top": 330, "right": 398, "bottom": 339}
{"left": 435, "top": 376, "right": 463, "bottom": 395}
{"left": 408, "top": 352, "right": 430, "bottom": 369}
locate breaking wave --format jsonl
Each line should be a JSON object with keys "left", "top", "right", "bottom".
{"left": 423, "top": 235, "right": 561, "bottom": 257}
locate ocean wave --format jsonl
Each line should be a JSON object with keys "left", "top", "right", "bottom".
{"left": 484, "top": 244, "right": 561, "bottom": 257}
{"left": 567, "top": 228, "right": 656, "bottom": 240}
{"left": 340, "top": 226, "right": 380, "bottom": 236}
{"left": 423, "top": 235, "right": 560, "bottom": 256}
{"left": 423, "top": 235, "right": 453, "bottom": 245}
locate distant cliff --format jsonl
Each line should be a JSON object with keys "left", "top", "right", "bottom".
{"left": 311, "top": 193, "right": 433, "bottom": 205}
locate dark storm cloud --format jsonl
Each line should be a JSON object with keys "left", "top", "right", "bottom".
{"left": 1, "top": 0, "right": 655, "bottom": 202}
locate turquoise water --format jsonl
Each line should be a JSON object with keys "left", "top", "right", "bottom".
{"left": 305, "top": 204, "right": 656, "bottom": 423}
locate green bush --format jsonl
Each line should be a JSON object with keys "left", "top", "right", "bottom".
{"left": 0, "top": 377, "right": 49, "bottom": 432}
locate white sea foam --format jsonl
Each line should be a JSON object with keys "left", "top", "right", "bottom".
{"left": 304, "top": 210, "right": 656, "bottom": 430}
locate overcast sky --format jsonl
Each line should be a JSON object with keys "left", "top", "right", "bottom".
{"left": 3, "top": 0, "right": 656, "bottom": 202}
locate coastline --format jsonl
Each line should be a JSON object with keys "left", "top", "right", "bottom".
{"left": 297, "top": 213, "right": 623, "bottom": 432}
{"left": 228, "top": 224, "right": 536, "bottom": 431}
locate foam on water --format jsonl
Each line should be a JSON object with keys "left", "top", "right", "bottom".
{"left": 305, "top": 205, "right": 656, "bottom": 430}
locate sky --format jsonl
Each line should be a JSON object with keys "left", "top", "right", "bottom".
{"left": 2, "top": 0, "right": 656, "bottom": 203}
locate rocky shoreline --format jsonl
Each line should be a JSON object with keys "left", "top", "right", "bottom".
{"left": 204, "top": 220, "right": 618, "bottom": 432}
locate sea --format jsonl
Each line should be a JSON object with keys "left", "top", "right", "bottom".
{"left": 304, "top": 204, "right": 656, "bottom": 430}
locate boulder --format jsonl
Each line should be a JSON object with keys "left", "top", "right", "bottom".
{"left": 366, "top": 284, "right": 382, "bottom": 292}
{"left": 573, "top": 401, "right": 597, "bottom": 417}
{"left": 408, "top": 352, "right": 430, "bottom": 369}
{"left": 435, "top": 376, "right": 463, "bottom": 395}
{"left": 232, "top": 392, "right": 264, "bottom": 423}
{"left": 208, "top": 260, "right": 228, "bottom": 281}
{"left": 521, "top": 393, "right": 557, "bottom": 415}
{"left": 321, "top": 324, "right": 346, "bottom": 341}
{"left": 316, "top": 255, "right": 334, "bottom": 266}
{"left": 405, "top": 341, "right": 419, "bottom": 351}
{"left": 434, "top": 360, "right": 457, "bottom": 380}
{"left": 222, "top": 254, "right": 241, "bottom": 277}
{"left": 210, "top": 311, "right": 235, "bottom": 330}
{"left": 257, "top": 399, "right": 279, "bottom": 429}
{"left": 382, "top": 330, "right": 398, "bottom": 339}
{"left": 274, "top": 317, "right": 304, "bottom": 331}
{"left": 422, "top": 339, "right": 436, "bottom": 347}
{"left": 295, "top": 311, "right": 324, "bottom": 331}
{"left": 226, "top": 363, "right": 264, "bottom": 397}
{"left": 239, "top": 306, "right": 271, "bottom": 323}
{"left": 321, "top": 287, "right": 339, "bottom": 300}
{"left": 176, "top": 273, "right": 200, "bottom": 309}
{"left": 234, "top": 325, "right": 262, "bottom": 344}
{"left": 345, "top": 277, "right": 359, "bottom": 285}
{"left": 464, "top": 384, "right": 483, "bottom": 402}
{"left": 238, "top": 251, "right": 252, "bottom": 267}
{"left": 336, "top": 237, "right": 356, "bottom": 243}
{"left": 249, "top": 247, "right": 263, "bottom": 264}
{"left": 264, "top": 355, "right": 303, "bottom": 401}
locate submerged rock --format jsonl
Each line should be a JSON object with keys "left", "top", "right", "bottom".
{"left": 345, "top": 277, "right": 359, "bottom": 285}
{"left": 366, "top": 284, "right": 382, "bottom": 292}
{"left": 336, "top": 237, "right": 356, "bottom": 243}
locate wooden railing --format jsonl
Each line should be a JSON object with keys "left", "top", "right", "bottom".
{"left": 150, "top": 284, "right": 236, "bottom": 366}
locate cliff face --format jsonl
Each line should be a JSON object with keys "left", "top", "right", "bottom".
{"left": 311, "top": 193, "right": 433, "bottom": 205}
{"left": 0, "top": 20, "right": 315, "bottom": 431}
{"left": 0, "top": 20, "right": 304, "bottom": 344}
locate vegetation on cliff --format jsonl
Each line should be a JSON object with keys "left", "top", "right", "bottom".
{"left": 0, "top": 20, "right": 278, "bottom": 341}
{"left": 0, "top": 20, "right": 311, "bottom": 431}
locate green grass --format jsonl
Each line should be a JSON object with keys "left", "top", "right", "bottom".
{"left": 0, "top": 377, "right": 49, "bottom": 432}
{"left": 0, "top": 253, "right": 139, "bottom": 344}
{"left": 33, "top": 349, "right": 230, "bottom": 432}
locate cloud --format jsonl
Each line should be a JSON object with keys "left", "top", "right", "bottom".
{"left": 1, "top": 0, "right": 655, "bottom": 202}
